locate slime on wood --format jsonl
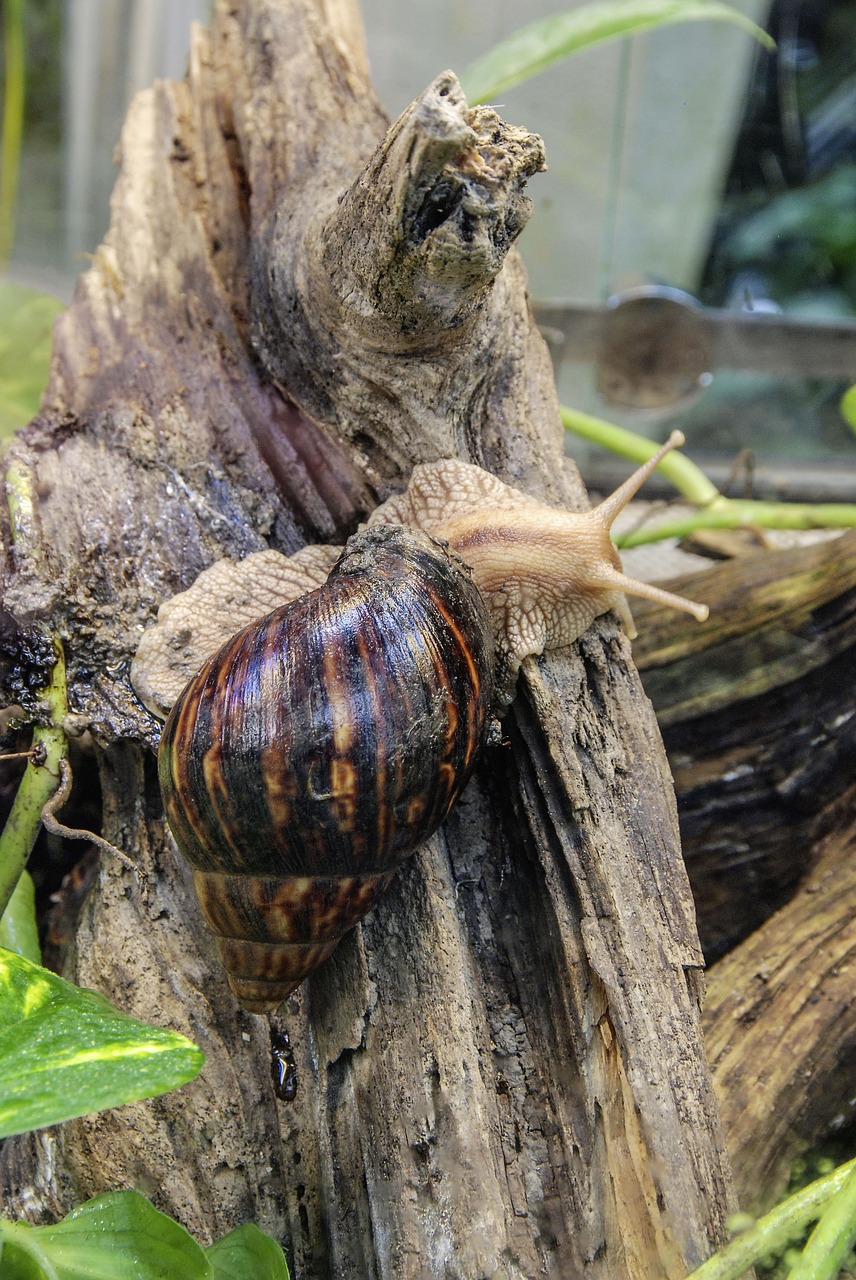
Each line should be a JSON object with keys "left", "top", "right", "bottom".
{"left": 271, "top": 1026, "right": 298, "bottom": 1102}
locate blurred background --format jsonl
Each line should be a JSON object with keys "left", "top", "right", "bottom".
{"left": 5, "top": 0, "right": 856, "bottom": 492}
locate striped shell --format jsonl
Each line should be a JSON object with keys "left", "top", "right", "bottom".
{"left": 158, "top": 524, "right": 494, "bottom": 1013}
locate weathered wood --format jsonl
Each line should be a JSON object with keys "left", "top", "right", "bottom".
{"left": 631, "top": 531, "right": 856, "bottom": 957}
{"left": 0, "top": 2, "right": 737, "bottom": 1275}
{"left": 702, "top": 784, "right": 856, "bottom": 1213}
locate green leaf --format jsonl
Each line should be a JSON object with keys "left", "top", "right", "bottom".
{"left": 207, "top": 1223, "right": 291, "bottom": 1279}
{"left": 0, "top": 1239, "right": 45, "bottom": 1279}
{"left": 0, "top": 948, "right": 204, "bottom": 1138}
{"left": 1, "top": 1190, "right": 212, "bottom": 1279}
{"left": 460, "top": 0, "right": 775, "bottom": 104}
{"left": 0, "top": 282, "right": 62, "bottom": 441}
{"left": 0, "top": 868, "right": 40, "bottom": 963}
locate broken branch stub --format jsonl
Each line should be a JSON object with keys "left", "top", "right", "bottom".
{"left": 253, "top": 72, "right": 550, "bottom": 480}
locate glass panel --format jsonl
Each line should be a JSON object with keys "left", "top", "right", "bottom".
{"left": 5, "top": 0, "right": 856, "bottom": 493}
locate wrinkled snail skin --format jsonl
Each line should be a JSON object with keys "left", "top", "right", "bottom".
{"left": 368, "top": 431, "right": 709, "bottom": 702}
{"left": 149, "top": 432, "right": 709, "bottom": 1013}
{"left": 157, "top": 524, "right": 494, "bottom": 1013}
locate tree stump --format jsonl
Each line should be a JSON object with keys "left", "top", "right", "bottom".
{"left": 0, "top": 2, "right": 737, "bottom": 1276}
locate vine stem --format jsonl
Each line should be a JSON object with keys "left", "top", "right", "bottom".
{"left": 560, "top": 405, "right": 856, "bottom": 548}
{"left": 615, "top": 499, "right": 856, "bottom": 548}
{"left": 685, "top": 1157, "right": 856, "bottom": 1280}
{"left": 784, "top": 1162, "right": 856, "bottom": 1280}
{"left": 560, "top": 405, "right": 722, "bottom": 505}
{"left": 0, "top": 458, "right": 69, "bottom": 918}
{"left": 0, "top": 0, "right": 24, "bottom": 267}
{"left": 0, "top": 641, "right": 67, "bottom": 918}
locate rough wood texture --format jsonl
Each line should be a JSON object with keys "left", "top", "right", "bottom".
{"left": 0, "top": 2, "right": 736, "bottom": 1275}
{"left": 702, "top": 785, "right": 856, "bottom": 1213}
{"left": 631, "top": 531, "right": 856, "bottom": 958}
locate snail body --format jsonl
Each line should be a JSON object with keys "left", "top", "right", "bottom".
{"left": 367, "top": 435, "right": 709, "bottom": 701}
{"left": 157, "top": 524, "right": 493, "bottom": 1012}
{"left": 140, "top": 433, "right": 708, "bottom": 1012}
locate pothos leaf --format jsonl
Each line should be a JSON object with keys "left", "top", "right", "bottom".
{"left": 0, "top": 1194, "right": 290, "bottom": 1280}
{"left": 0, "top": 1190, "right": 211, "bottom": 1279}
{"left": 206, "top": 1222, "right": 291, "bottom": 1279}
{"left": 0, "top": 948, "right": 203, "bottom": 1138}
{"left": 0, "top": 869, "right": 40, "bottom": 963}
{"left": 460, "top": 0, "right": 775, "bottom": 104}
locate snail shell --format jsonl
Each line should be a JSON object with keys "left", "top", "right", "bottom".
{"left": 158, "top": 524, "right": 494, "bottom": 1013}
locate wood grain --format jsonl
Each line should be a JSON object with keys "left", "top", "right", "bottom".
{"left": 0, "top": 2, "right": 737, "bottom": 1275}
{"left": 704, "top": 787, "right": 856, "bottom": 1212}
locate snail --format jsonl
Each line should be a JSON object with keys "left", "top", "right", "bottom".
{"left": 155, "top": 524, "right": 493, "bottom": 1012}
{"left": 134, "top": 432, "right": 708, "bottom": 1013}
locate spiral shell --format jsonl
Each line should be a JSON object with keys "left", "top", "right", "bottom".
{"left": 158, "top": 524, "right": 494, "bottom": 1012}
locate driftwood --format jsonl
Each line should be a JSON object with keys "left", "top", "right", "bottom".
{"left": 627, "top": 533, "right": 856, "bottom": 1212}
{"left": 631, "top": 530, "right": 856, "bottom": 958}
{"left": 0, "top": 3, "right": 737, "bottom": 1276}
{"left": 702, "top": 782, "right": 856, "bottom": 1213}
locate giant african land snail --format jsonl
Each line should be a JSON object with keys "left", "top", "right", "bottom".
{"left": 132, "top": 432, "right": 708, "bottom": 1012}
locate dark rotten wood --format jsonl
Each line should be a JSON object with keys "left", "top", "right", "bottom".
{"left": 631, "top": 531, "right": 856, "bottom": 958}
{"left": 703, "top": 784, "right": 856, "bottom": 1213}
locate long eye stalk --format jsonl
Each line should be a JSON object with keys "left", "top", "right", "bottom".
{"left": 592, "top": 430, "right": 687, "bottom": 528}
{"left": 591, "top": 430, "right": 710, "bottom": 623}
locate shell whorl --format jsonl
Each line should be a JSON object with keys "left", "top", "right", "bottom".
{"left": 158, "top": 524, "right": 494, "bottom": 1011}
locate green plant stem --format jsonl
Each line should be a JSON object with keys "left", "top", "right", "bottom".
{"left": 0, "top": 0, "right": 25, "bottom": 267}
{"left": 785, "top": 1163, "right": 856, "bottom": 1280}
{"left": 561, "top": 404, "right": 856, "bottom": 548}
{"left": 7, "top": 454, "right": 40, "bottom": 546}
{"left": 0, "top": 458, "right": 68, "bottom": 918}
{"left": 615, "top": 499, "right": 856, "bottom": 548}
{"left": 560, "top": 405, "right": 722, "bottom": 505}
{"left": 0, "top": 638, "right": 66, "bottom": 919}
{"left": 686, "top": 1158, "right": 856, "bottom": 1280}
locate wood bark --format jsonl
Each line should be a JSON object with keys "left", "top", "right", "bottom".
{"left": 703, "top": 783, "right": 856, "bottom": 1212}
{"left": 0, "top": 3, "right": 737, "bottom": 1276}
{"left": 631, "top": 530, "right": 856, "bottom": 958}
{"left": 628, "top": 533, "right": 856, "bottom": 1207}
